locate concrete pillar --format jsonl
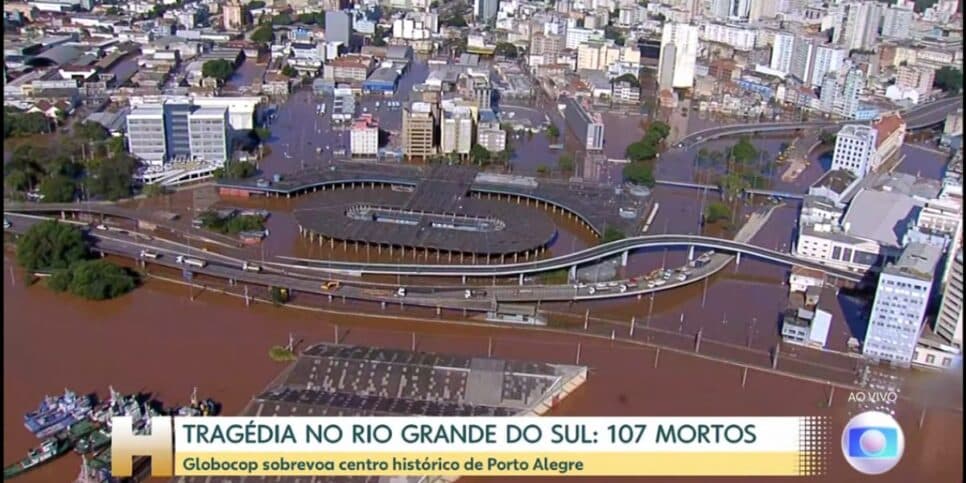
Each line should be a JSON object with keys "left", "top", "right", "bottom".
{"left": 568, "top": 265, "right": 577, "bottom": 282}
{"left": 688, "top": 245, "right": 695, "bottom": 261}
{"left": 621, "top": 251, "right": 629, "bottom": 267}
{"left": 462, "top": 275, "right": 467, "bottom": 284}
{"left": 518, "top": 273, "right": 524, "bottom": 285}
{"left": 736, "top": 252, "right": 741, "bottom": 265}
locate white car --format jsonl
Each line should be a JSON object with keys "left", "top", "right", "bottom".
{"left": 3, "top": 218, "right": 10, "bottom": 229}
{"left": 396, "top": 287, "right": 407, "bottom": 297}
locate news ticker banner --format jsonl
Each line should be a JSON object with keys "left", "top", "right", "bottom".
{"left": 111, "top": 416, "right": 832, "bottom": 477}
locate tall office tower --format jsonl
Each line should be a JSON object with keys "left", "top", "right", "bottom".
{"left": 658, "top": 42, "right": 677, "bottom": 91}
{"left": 402, "top": 102, "right": 436, "bottom": 159}
{"left": 842, "top": 1, "right": 881, "bottom": 51}
{"left": 562, "top": 97, "right": 604, "bottom": 151}
{"left": 865, "top": 243, "right": 943, "bottom": 366}
{"left": 163, "top": 102, "right": 193, "bottom": 160}
{"left": 810, "top": 45, "right": 847, "bottom": 88}
{"left": 187, "top": 106, "right": 230, "bottom": 163}
{"left": 840, "top": 67, "right": 864, "bottom": 118}
{"left": 770, "top": 32, "right": 796, "bottom": 74}
{"left": 325, "top": 11, "right": 352, "bottom": 45}
{"left": 748, "top": 0, "right": 777, "bottom": 21}
{"left": 439, "top": 107, "right": 474, "bottom": 156}
{"left": 881, "top": 6, "right": 914, "bottom": 39}
{"left": 830, "top": 125, "right": 878, "bottom": 177}
{"left": 658, "top": 22, "right": 699, "bottom": 88}
{"left": 126, "top": 104, "right": 167, "bottom": 166}
{"left": 475, "top": 0, "right": 499, "bottom": 22}
{"left": 936, "top": 250, "right": 964, "bottom": 351}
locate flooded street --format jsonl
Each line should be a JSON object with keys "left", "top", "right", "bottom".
{"left": 3, "top": 255, "right": 962, "bottom": 483}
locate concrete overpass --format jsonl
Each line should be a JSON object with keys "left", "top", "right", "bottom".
{"left": 675, "top": 96, "right": 962, "bottom": 149}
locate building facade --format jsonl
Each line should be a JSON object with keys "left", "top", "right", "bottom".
{"left": 350, "top": 114, "right": 379, "bottom": 156}
{"left": 402, "top": 102, "right": 435, "bottom": 159}
{"left": 831, "top": 125, "right": 878, "bottom": 177}
{"left": 864, "top": 243, "right": 943, "bottom": 366}
{"left": 187, "top": 106, "right": 229, "bottom": 163}
{"left": 658, "top": 22, "right": 699, "bottom": 89}
{"left": 126, "top": 105, "right": 166, "bottom": 165}
{"left": 562, "top": 96, "right": 604, "bottom": 151}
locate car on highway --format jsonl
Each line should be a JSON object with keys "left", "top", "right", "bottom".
{"left": 321, "top": 281, "right": 341, "bottom": 291}
{"left": 242, "top": 262, "right": 262, "bottom": 272}
{"left": 464, "top": 289, "right": 487, "bottom": 299}
{"left": 675, "top": 273, "right": 688, "bottom": 282}
{"left": 574, "top": 282, "right": 588, "bottom": 289}
{"left": 618, "top": 284, "right": 628, "bottom": 293}
{"left": 95, "top": 224, "right": 109, "bottom": 231}
{"left": 175, "top": 256, "right": 207, "bottom": 268}
{"left": 395, "top": 287, "right": 407, "bottom": 297}
{"left": 3, "top": 218, "right": 10, "bottom": 229}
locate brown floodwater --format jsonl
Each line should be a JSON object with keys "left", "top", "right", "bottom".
{"left": 3, "top": 255, "right": 962, "bottom": 483}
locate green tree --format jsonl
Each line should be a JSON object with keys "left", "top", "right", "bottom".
{"left": 251, "top": 25, "right": 274, "bottom": 43}
{"left": 296, "top": 12, "right": 325, "bottom": 25}
{"left": 819, "top": 130, "right": 836, "bottom": 145}
{"left": 51, "top": 259, "right": 136, "bottom": 300}
{"left": 253, "top": 127, "right": 272, "bottom": 142}
{"left": 494, "top": 42, "right": 519, "bottom": 58}
{"left": 611, "top": 73, "right": 640, "bottom": 88}
{"left": 248, "top": 0, "right": 265, "bottom": 7}
{"left": 623, "top": 162, "right": 655, "bottom": 187}
{"left": 202, "top": 59, "right": 235, "bottom": 82}
{"left": 39, "top": 175, "right": 77, "bottom": 203}
{"left": 3, "top": 109, "right": 51, "bottom": 138}
{"left": 142, "top": 183, "right": 169, "bottom": 197}
{"left": 281, "top": 64, "right": 298, "bottom": 77}
{"left": 934, "top": 67, "right": 963, "bottom": 94}
{"left": 602, "top": 227, "right": 626, "bottom": 243}
{"left": 214, "top": 160, "right": 258, "bottom": 180}
{"left": 73, "top": 122, "right": 109, "bottom": 143}
{"left": 271, "top": 12, "right": 293, "bottom": 25}
{"left": 729, "top": 137, "right": 759, "bottom": 164}
{"left": 626, "top": 141, "right": 657, "bottom": 161}
{"left": 704, "top": 202, "right": 731, "bottom": 224}
{"left": 16, "top": 220, "right": 89, "bottom": 271}
{"left": 604, "top": 25, "right": 625, "bottom": 46}
{"left": 546, "top": 123, "right": 560, "bottom": 142}
{"left": 88, "top": 156, "right": 135, "bottom": 201}
{"left": 269, "top": 345, "right": 296, "bottom": 361}
{"left": 557, "top": 153, "right": 575, "bottom": 174}
{"left": 470, "top": 144, "right": 491, "bottom": 166}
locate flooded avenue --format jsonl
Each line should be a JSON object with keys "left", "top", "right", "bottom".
{"left": 4, "top": 255, "right": 962, "bottom": 483}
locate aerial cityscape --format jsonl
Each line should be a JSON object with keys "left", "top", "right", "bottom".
{"left": 1, "top": 0, "right": 963, "bottom": 480}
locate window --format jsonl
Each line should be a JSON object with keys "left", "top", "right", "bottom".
{"left": 926, "top": 354, "right": 935, "bottom": 364}
{"left": 942, "top": 357, "right": 951, "bottom": 367}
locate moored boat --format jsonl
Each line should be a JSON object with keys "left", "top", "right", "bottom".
{"left": 3, "top": 437, "right": 71, "bottom": 480}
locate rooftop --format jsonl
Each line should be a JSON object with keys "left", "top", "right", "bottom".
{"left": 885, "top": 242, "right": 943, "bottom": 281}
{"left": 812, "top": 168, "right": 858, "bottom": 195}
{"left": 841, "top": 189, "right": 918, "bottom": 248}
{"left": 838, "top": 124, "right": 877, "bottom": 142}
{"left": 873, "top": 113, "right": 906, "bottom": 148}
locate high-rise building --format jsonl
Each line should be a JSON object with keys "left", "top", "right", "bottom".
{"left": 440, "top": 105, "right": 473, "bottom": 156}
{"left": 710, "top": 0, "right": 730, "bottom": 19}
{"left": 748, "top": 0, "right": 777, "bottom": 21}
{"left": 830, "top": 125, "right": 878, "bottom": 177}
{"left": 402, "top": 102, "right": 435, "bottom": 159}
{"left": 163, "top": 102, "right": 193, "bottom": 160}
{"left": 474, "top": 0, "right": 499, "bottom": 22}
{"left": 187, "top": 106, "right": 229, "bottom": 163}
{"left": 350, "top": 114, "right": 379, "bottom": 156}
{"left": 477, "top": 120, "right": 506, "bottom": 152}
{"left": 126, "top": 105, "right": 167, "bottom": 166}
{"left": 937, "top": 250, "right": 964, "bottom": 349}
{"left": 864, "top": 243, "right": 943, "bottom": 366}
{"left": 881, "top": 6, "right": 914, "bottom": 39}
{"left": 530, "top": 33, "right": 563, "bottom": 58}
{"left": 565, "top": 26, "right": 598, "bottom": 49}
{"left": 770, "top": 32, "right": 796, "bottom": 74}
{"left": 658, "top": 22, "right": 699, "bottom": 89}
{"left": 810, "top": 45, "right": 847, "bottom": 88}
{"left": 577, "top": 41, "right": 621, "bottom": 71}
{"left": 325, "top": 11, "right": 352, "bottom": 45}
{"left": 842, "top": 1, "right": 881, "bottom": 51}
{"left": 730, "top": 0, "right": 751, "bottom": 19}
{"left": 562, "top": 97, "right": 604, "bottom": 151}
{"left": 223, "top": 0, "right": 245, "bottom": 31}
{"left": 658, "top": 43, "right": 677, "bottom": 91}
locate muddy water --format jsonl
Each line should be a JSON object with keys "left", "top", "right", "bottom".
{"left": 3, "top": 257, "right": 962, "bottom": 483}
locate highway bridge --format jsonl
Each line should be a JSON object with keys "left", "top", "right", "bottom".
{"left": 675, "top": 96, "right": 961, "bottom": 149}
{"left": 271, "top": 233, "right": 864, "bottom": 283}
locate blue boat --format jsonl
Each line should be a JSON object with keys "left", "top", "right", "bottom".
{"left": 24, "top": 390, "right": 92, "bottom": 438}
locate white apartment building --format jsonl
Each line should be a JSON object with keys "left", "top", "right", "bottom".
{"left": 658, "top": 22, "right": 699, "bottom": 89}
{"left": 565, "top": 26, "right": 600, "bottom": 49}
{"left": 350, "top": 114, "right": 379, "bottom": 156}
{"left": 831, "top": 125, "right": 878, "bottom": 177}
{"left": 810, "top": 45, "right": 846, "bottom": 88}
{"left": 440, "top": 106, "right": 474, "bottom": 156}
{"left": 126, "top": 105, "right": 167, "bottom": 166}
{"left": 881, "top": 6, "right": 914, "bottom": 39}
{"left": 702, "top": 23, "right": 756, "bottom": 51}
{"left": 865, "top": 243, "right": 943, "bottom": 367}
{"left": 187, "top": 106, "right": 229, "bottom": 163}
{"left": 842, "top": 1, "right": 881, "bottom": 51}
{"left": 914, "top": 248, "right": 963, "bottom": 370}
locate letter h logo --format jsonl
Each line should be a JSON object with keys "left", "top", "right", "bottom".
{"left": 111, "top": 416, "right": 174, "bottom": 477}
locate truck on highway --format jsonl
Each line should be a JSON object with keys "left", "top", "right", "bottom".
{"left": 139, "top": 250, "right": 161, "bottom": 260}
{"left": 464, "top": 289, "right": 488, "bottom": 299}
{"left": 175, "top": 256, "right": 207, "bottom": 268}
{"left": 242, "top": 262, "right": 262, "bottom": 272}
{"left": 321, "top": 281, "right": 341, "bottom": 291}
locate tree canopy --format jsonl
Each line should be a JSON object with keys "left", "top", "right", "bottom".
{"left": 48, "top": 259, "right": 136, "bottom": 300}
{"left": 612, "top": 73, "right": 640, "bottom": 88}
{"left": 704, "top": 202, "right": 731, "bottom": 224}
{"left": 251, "top": 25, "right": 274, "bottom": 43}
{"left": 39, "top": 174, "right": 77, "bottom": 202}
{"left": 729, "top": 136, "right": 759, "bottom": 164}
{"left": 546, "top": 123, "right": 560, "bottom": 141}
{"left": 16, "top": 220, "right": 89, "bottom": 271}
{"left": 557, "top": 153, "right": 575, "bottom": 174}
{"left": 602, "top": 227, "right": 626, "bottom": 243}
{"left": 494, "top": 42, "right": 519, "bottom": 58}
{"left": 296, "top": 12, "right": 325, "bottom": 25}
{"left": 4, "top": 109, "right": 51, "bottom": 138}
{"left": 470, "top": 144, "right": 491, "bottom": 166}
{"left": 604, "top": 25, "right": 625, "bottom": 46}
{"left": 87, "top": 155, "right": 136, "bottom": 201}
{"left": 200, "top": 211, "right": 265, "bottom": 235}
{"left": 622, "top": 162, "right": 655, "bottom": 187}
{"left": 202, "top": 59, "right": 235, "bottom": 81}
{"left": 271, "top": 12, "right": 294, "bottom": 25}
{"left": 934, "top": 67, "right": 962, "bottom": 94}
{"left": 281, "top": 64, "right": 298, "bottom": 78}
{"left": 214, "top": 160, "right": 257, "bottom": 180}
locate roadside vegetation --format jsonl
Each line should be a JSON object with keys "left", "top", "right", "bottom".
{"left": 622, "top": 121, "right": 670, "bottom": 188}
{"left": 15, "top": 220, "right": 136, "bottom": 300}
{"left": 198, "top": 210, "right": 265, "bottom": 235}
{"left": 269, "top": 345, "right": 297, "bottom": 362}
